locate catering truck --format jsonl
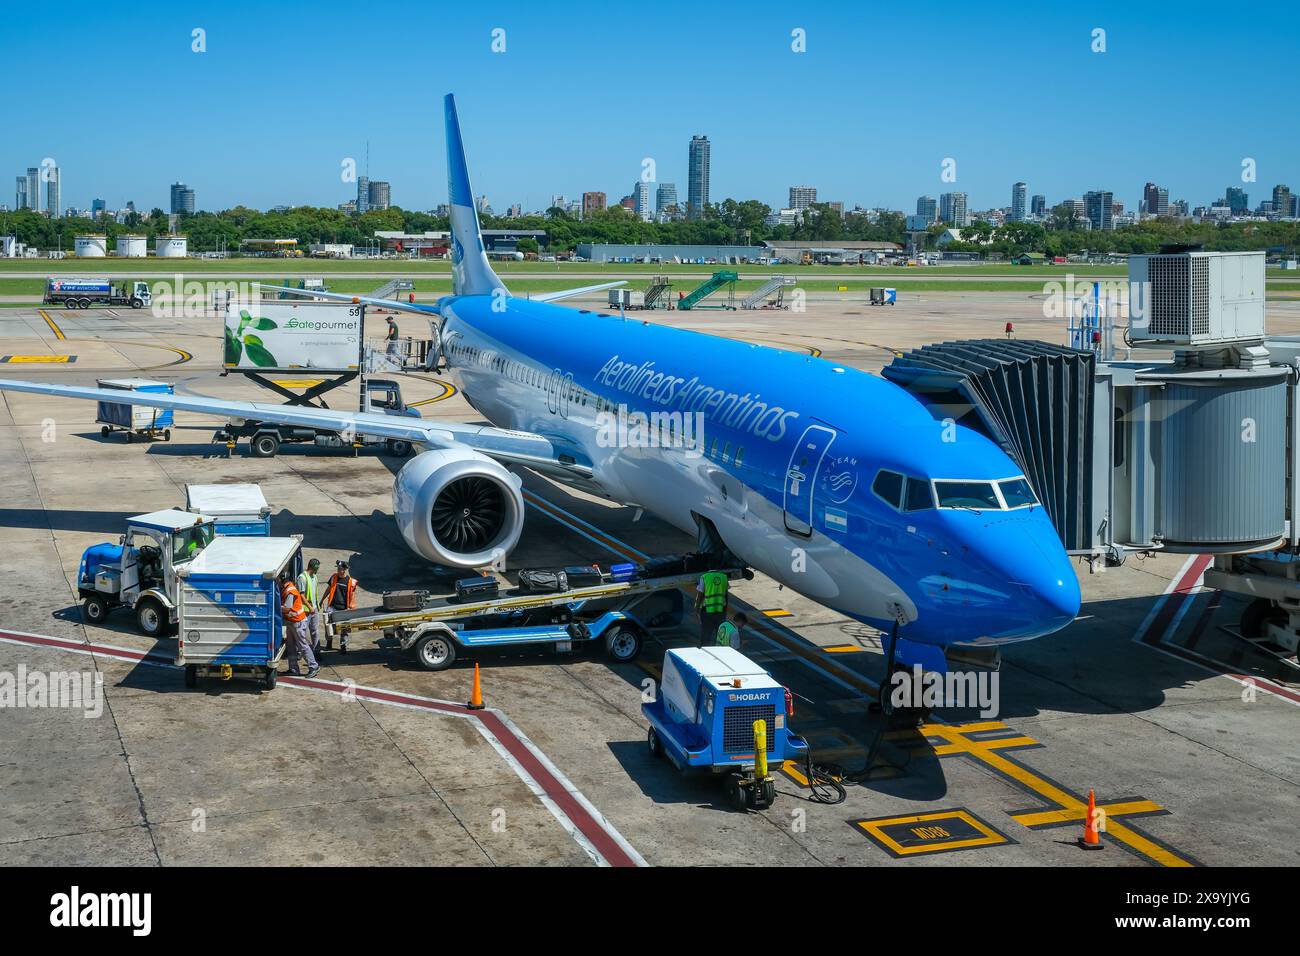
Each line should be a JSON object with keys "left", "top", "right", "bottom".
{"left": 184, "top": 483, "right": 272, "bottom": 536}
{"left": 44, "top": 277, "right": 151, "bottom": 309}
{"left": 175, "top": 535, "right": 302, "bottom": 690}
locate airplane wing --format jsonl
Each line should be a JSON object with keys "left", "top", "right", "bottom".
{"left": 0, "top": 379, "right": 593, "bottom": 479}
{"left": 263, "top": 279, "right": 629, "bottom": 311}
{"left": 253, "top": 284, "right": 441, "bottom": 317}
{"left": 530, "top": 281, "right": 627, "bottom": 303}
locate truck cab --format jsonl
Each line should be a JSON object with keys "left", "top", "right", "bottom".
{"left": 78, "top": 510, "right": 216, "bottom": 636}
{"left": 127, "top": 280, "right": 151, "bottom": 308}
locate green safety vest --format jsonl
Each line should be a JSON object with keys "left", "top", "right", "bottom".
{"left": 296, "top": 572, "right": 318, "bottom": 610}
{"left": 715, "top": 620, "right": 739, "bottom": 648}
{"left": 699, "top": 571, "right": 728, "bottom": 613}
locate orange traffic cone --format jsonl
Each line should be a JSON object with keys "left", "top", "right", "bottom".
{"left": 467, "top": 662, "right": 484, "bottom": 710}
{"left": 1078, "top": 789, "right": 1104, "bottom": 850}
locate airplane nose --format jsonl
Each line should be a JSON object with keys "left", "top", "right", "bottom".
{"left": 1031, "top": 558, "right": 1081, "bottom": 628}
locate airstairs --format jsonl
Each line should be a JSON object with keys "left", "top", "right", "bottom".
{"left": 741, "top": 274, "right": 795, "bottom": 309}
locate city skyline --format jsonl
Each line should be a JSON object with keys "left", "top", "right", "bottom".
{"left": 2, "top": 3, "right": 1296, "bottom": 216}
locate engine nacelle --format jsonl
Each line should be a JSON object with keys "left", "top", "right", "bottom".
{"left": 393, "top": 448, "right": 525, "bottom": 568}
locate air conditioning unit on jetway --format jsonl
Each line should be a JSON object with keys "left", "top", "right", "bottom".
{"left": 1128, "top": 250, "right": 1266, "bottom": 347}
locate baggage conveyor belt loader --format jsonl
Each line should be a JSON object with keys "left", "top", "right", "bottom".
{"left": 330, "top": 558, "right": 751, "bottom": 671}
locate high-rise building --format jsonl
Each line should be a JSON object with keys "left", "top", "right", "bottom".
{"left": 582, "top": 191, "right": 606, "bottom": 217}
{"left": 15, "top": 175, "right": 28, "bottom": 211}
{"left": 655, "top": 183, "right": 677, "bottom": 217}
{"left": 633, "top": 180, "right": 653, "bottom": 222}
{"left": 26, "top": 168, "right": 40, "bottom": 213}
{"left": 939, "top": 192, "right": 968, "bottom": 226}
{"left": 1031, "top": 194, "right": 1046, "bottom": 217}
{"left": 474, "top": 194, "right": 491, "bottom": 216}
{"left": 1084, "top": 190, "right": 1114, "bottom": 231}
{"left": 1225, "top": 187, "right": 1248, "bottom": 214}
{"left": 356, "top": 175, "right": 370, "bottom": 214}
{"left": 1272, "top": 185, "right": 1292, "bottom": 219}
{"left": 1142, "top": 182, "right": 1169, "bottom": 217}
{"left": 687, "top": 135, "right": 710, "bottom": 219}
{"left": 170, "top": 181, "right": 195, "bottom": 214}
{"left": 1010, "top": 182, "right": 1027, "bottom": 222}
{"left": 788, "top": 186, "right": 817, "bottom": 212}
{"left": 368, "top": 181, "right": 391, "bottom": 210}
{"left": 91, "top": 198, "right": 106, "bottom": 218}
{"left": 45, "top": 165, "right": 60, "bottom": 219}
{"left": 915, "top": 195, "right": 937, "bottom": 224}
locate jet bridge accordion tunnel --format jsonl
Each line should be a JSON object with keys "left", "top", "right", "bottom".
{"left": 882, "top": 339, "right": 1290, "bottom": 558}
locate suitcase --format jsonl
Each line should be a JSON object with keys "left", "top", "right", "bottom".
{"left": 563, "top": 565, "right": 603, "bottom": 588}
{"left": 382, "top": 589, "right": 427, "bottom": 612}
{"left": 643, "top": 554, "right": 688, "bottom": 579}
{"left": 455, "top": 576, "right": 500, "bottom": 600}
{"left": 519, "top": 568, "right": 567, "bottom": 593}
{"left": 609, "top": 562, "right": 639, "bottom": 582}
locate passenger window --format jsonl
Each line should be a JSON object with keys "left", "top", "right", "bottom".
{"left": 722, "top": 442, "right": 732, "bottom": 463}
{"left": 709, "top": 438, "right": 719, "bottom": 458}
{"left": 734, "top": 446, "right": 745, "bottom": 468}
{"left": 872, "top": 470, "right": 903, "bottom": 509}
{"left": 904, "top": 477, "right": 934, "bottom": 512}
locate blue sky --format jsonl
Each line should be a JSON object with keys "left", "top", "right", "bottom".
{"left": 4, "top": 1, "right": 1296, "bottom": 215}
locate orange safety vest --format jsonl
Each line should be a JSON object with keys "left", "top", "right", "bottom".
{"left": 326, "top": 573, "right": 357, "bottom": 610}
{"left": 281, "top": 581, "right": 307, "bottom": 623}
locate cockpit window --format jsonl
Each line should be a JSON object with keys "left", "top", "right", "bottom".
{"left": 903, "top": 476, "right": 934, "bottom": 512}
{"left": 998, "top": 477, "right": 1038, "bottom": 508}
{"left": 934, "top": 480, "right": 1000, "bottom": 510}
{"left": 871, "top": 470, "right": 903, "bottom": 509}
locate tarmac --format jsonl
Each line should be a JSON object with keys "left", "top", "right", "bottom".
{"left": 1, "top": 287, "right": 1298, "bottom": 867}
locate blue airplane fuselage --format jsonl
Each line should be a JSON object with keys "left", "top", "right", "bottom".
{"left": 437, "top": 292, "right": 1080, "bottom": 662}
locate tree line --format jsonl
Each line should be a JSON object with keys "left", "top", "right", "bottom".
{"left": 2, "top": 199, "right": 1295, "bottom": 257}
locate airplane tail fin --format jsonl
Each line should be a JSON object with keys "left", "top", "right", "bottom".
{"left": 445, "top": 94, "right": 507, "bottom": 299}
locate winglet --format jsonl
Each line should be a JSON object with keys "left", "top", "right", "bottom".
{"left": 445, "top": 94, "right": 507, "bottom": 299}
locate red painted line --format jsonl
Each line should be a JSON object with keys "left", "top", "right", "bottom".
{"left": 1139, "top": 554, "right": 1212, "bottom": 648}
{"left": 1132, "top": 559, "right": 1300, "bottom": 706}
{"left": 0, "top": 627, "right": 643, "bottom": 866}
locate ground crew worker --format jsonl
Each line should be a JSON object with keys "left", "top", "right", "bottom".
{"left": 715, "top": 612, "right": 748, "bottom": 650}
{"left": 324, "top": 561, "right": 358, "bottom": 654}
{"left": 385, "top": 316, "right": 401, "bottom": 365}
{"left": 279, "top": 569, "right": 319, "bottom": 678}
{"left": 297, "top": 558, "right": 322, "bottom": 656}
{"left": 695, "top": 569, "right": 729, "bottom": 647}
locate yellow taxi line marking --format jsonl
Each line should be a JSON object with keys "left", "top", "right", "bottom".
{"left": 822, "top": 643, "right": 865, "bottom": 653}
{"left": 761, "top": 608, "right": 792, "bottom": 618}
{"left": 407, "top": 381, "right": 459, "bottom": 407}
{"left": 914, "top": 722, "right": 1194, "bottom": 867}
{"left": 1010, "top": 800, "right": 1164, "bottom": 828}
{"left": 1, "top": 355, "right": 75, "bottom": 364}
{"left": 38, "top": 310, "right": 66, "bottom": 341}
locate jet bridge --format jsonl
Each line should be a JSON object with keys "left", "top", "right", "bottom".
{"left": 885, "top": 250, "right": 1300, "bottom": 668}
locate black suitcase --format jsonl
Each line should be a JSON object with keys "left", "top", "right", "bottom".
{"left": 643, "top": 554, "right": 688, "bottom": 579}
{"left": 382, "top": 589, "right": 427, "bottom": 612}
{"left": 519, "top": 568, "right": 567, "bottom": 593}
{"left": 563, "top": 565, "right": 603, "bottom": 587}
{"left": 455, "top": 576, "right": 500, "bottom": 600}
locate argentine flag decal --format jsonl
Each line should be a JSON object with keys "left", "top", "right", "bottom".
{"left": 825, "top": 507, "right": 848, "bottom": 532}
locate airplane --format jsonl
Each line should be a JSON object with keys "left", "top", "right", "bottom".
{"left": 0, "top": 93, "right": 1079, "bottom": 676}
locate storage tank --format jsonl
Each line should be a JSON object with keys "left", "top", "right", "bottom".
{"left": 74, "top": 235, "right": 107, "bottom": 258}
{"left": 155, "top": 236, "right": 188, "bottom": 258}
{"left": 115, "top": 234, "right": 147, "bottom": 258}
{"left": 1157, "top": 368, "right": 1287, "bottom": 551}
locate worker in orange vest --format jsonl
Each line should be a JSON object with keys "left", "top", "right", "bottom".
{"left": 279, "top": 569, "right": 319, "bottom": 678}
{"left": 323, "top": 560, "right": 359, "bottom": 654}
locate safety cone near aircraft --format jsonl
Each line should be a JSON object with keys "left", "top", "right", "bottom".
{"left": 1078, "top": 789, "right": 1104, "bottom": 850}
{"left": 467, "top": 662, "right": 484, "bottom": 710}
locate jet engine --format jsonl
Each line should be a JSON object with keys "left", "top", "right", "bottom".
{"left": 392, "top": 448, "right": 525, "bottom": 568}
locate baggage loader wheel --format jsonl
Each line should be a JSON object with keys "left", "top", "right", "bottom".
{"left": 414, "top": 632, "right": 457, "bottom": 671}
{"left": 251, "top": 432, "right": 280, "bottom": 458}
{"left": 604, "top": 624, "right": 642, "bottom": 663}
